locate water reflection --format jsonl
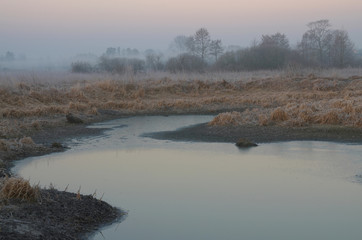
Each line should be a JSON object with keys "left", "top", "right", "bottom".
{"left": 13, "top": 116, "right": 362, "bottom": 240}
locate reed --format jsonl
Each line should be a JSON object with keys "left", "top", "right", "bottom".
{"left": 0, "top": 177, "right": 40, "bottom": 202}
{"left": 0, "top": 70, "right": 361, "bottom": 138}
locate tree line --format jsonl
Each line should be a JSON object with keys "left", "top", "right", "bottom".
{"left": 72, "top": 19, "right": 362, "bottom": 74}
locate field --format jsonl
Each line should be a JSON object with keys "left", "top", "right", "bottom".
{"left": 0, "top": 69, "right": 361, "bottom": 141}
{"left": 0, "top": 68, "right": 361, "bottom": 239}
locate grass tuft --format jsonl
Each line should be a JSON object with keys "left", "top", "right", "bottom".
{"left": 0, "top": 177, "right": 40, "bottom": 202}
{"left": 270, "top": 107, "right": 289, "bottom": 122}
{"left": 209, "top": 111, "right": 243, "bottom": 126}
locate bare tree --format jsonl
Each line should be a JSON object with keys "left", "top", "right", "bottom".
{"left": 260, "top": 33, "right": 289, "bottom": 49}
{"left": 145, "top": 50, "right": 164, "bottom": 71}
{"left": 329, "top": 29, "right": 355, "bottom": 68}
{"left": 185, "top": 36, "right": 196, "bottom": 55}
{"left": 170, "top": 35, "right": 190, "bottom": 54}
{"left": 299, "top": 19, "right": 331, "bottom": 66}
{"left": 105, "top": 47, "right": 117, "bottom": 57}
{"left": 5, "top": 51, "right": 15, "bottom": 61}
{"left": 193, "top": 28, "right": 211, "bottom": 61}
{"left": 209, "top": 39, "right": 224, "bottom": 61}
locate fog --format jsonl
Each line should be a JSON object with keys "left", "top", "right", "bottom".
{"left": 1, "top": 0, "right": 362, "bottom": 70}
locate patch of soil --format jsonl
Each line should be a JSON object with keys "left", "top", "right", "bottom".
{"left": 0, "top": 189, "right": 124, "bottom": 240}
{"left": 0, "top": 112, "right": 127, "bottom": 240}
{"left": 144, "top": 123, "right": 362, "bottom": 144}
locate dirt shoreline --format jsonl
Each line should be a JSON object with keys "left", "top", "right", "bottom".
{"left": 0, "top": 113, "right": 126, "bottom": 240}
{"left": 144, "top": 122, "right": 362, "bottom": 144}
{"left": 1, "top": 111, "right": 362, "bottom": 240}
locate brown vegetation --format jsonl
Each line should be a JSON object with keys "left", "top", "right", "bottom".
{"left": 0, "top": 70, "right": 361, "bottom": 139}
{"left": 0, "top": 177, "right": 39, "bottom": 202}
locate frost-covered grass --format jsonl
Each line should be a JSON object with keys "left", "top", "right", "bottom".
{"left": 0, "top": 69, "right": 361, "bottom": 138}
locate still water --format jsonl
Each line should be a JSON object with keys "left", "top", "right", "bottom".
{"left": 13, "top": 116, "right": 362, "bottom": 240}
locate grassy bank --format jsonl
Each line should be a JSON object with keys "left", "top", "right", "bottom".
{"left": 1, "top": 69, "right": 361, "bottom": 139}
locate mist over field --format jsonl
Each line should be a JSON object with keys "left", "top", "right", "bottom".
{"left": 1, "top": 0, "right": 362, "bottom": 71}
{"left": 2, "top": 2, "right": 362, "bottom": 240}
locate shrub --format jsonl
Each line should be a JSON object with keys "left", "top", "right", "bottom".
{"left": 165, "top": 53, "right": 206, "bottom": 73}
{"left": 71, "top": 61, "right": 93, "bottom": 73}
{"left": 98, "top": 56, "right": 145, "bottom": 74}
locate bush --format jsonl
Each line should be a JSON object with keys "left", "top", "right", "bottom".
{"left": 98, "top": 56, "right": 145, "bottom": 74}
{"left": 213, "top": 47, "right": 304, "bottom": 71}
{"left": 71, "top": 61, "right": 93, "bottom": 73}
{"left": 165, "top": 53, "right": 206, "bottom": 73}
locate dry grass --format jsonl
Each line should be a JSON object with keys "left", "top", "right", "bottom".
{"left": 0, "top": 70, "right": 361, "bottom": 137}
{"left": 19, "top": 136, "right": 35, "bottom": 146}
{"left": 209, "top": 111, "right": 243, "bottom": 126}
{"left": 270, "top": 108, "right": 289, "bottom": 122}
{"left": 0, "top": 177, "right": 40, "bottom": 202}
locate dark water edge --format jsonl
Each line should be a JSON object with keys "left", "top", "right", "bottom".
{"left": 2, "top": 113, "right": 362, "bottom": 240}
{"left": 143, "top": 123, "right": 362, "bottom": 144}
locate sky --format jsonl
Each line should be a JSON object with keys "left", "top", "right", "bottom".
{"left": 1, "top": 0, "right": 362, "bottom": 58}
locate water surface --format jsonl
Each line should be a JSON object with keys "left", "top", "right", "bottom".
{"left": 14, "top": 116, "right": 362, "bottom": 240}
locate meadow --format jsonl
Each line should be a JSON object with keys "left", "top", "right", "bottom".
{"left": 0, "top": 68, "right": 361, "bottom": 140}
{"left": 0, "top": 68, "right": 361, "bottom": 239}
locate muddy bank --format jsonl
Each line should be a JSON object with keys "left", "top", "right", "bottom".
{"left": 1, "top": 110, "right": 362, "bottom": 240}
{"left": 144, "top": 123, "right": 362, "bottom": 144}
{"left": 0, "top": 112, "right": 126, "bottom": 240}
{"left": 0, "top": 189, "right": 124, "bottom": 240}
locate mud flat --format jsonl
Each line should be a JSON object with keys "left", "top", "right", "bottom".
{"left": 0, "top": 113, "right": 125, "bottom": 240}
{"left": 144, "top": 123, "right": 362, "bottom": 144}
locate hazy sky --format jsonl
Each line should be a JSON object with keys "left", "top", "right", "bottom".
{"left": 1, "top": 0, "right": 362, "bottom": 58}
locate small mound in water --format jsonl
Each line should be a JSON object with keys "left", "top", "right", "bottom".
{"left": 235, "top": 138, "right": 258, "bottom": 148}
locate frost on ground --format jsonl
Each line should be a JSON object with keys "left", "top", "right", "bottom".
{"left": 0, "top": 71, "right": 361, "bottom": 139}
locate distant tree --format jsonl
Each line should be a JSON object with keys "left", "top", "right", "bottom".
{"left": 193, "top": 28, "right": 211, "bottom": 61}
{"left": 105, "top": 47, "right": 117, "bottom": 57}
{"left": 260, "top": 33, "right": 289, "bottom": 49}
{"left": 298, "top": 19, "right": 332, "bottom": 66}
{"left": 213, "top": 33, "right": 301, "bottom": 71}
{"left": 170, "top": 35, "right": 190, "bottom": 54}
{"left": 256, "top": 33, "right": 291, "bottom": 69}
{"left": 98, "top": 56, "right": 145, "bottom": 74}
{"left": 165, "top": 53, "right": 205, "bottom": 73}
{"left": 298, "top": 19, "right": 358, "bottom": 67}
{"left": 213, "top": 51, "right": 241, "bottom": 71}
{"left": 122, "top": 48, "right": 140, "bottom": 57}
{"left": 328, "top": 29, "right": 355, "bottom": 68}
{"left": 184, "top": 36, "right": 196, "bottom": 55}
{"left": 209, "top": 39, "right": 224, "bottom": 61}
{"left": 71, "top": 61, "right": 93, "bottom": 73}
{"left": 145, "top": 50, "right": 164, "bottom": 71}
{"left": 5, "top": 51, "right": 15, "bottom": 61}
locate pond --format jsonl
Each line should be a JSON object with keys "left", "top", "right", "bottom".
{"left": 13, "top": 116, "right": 362, "bottom": 240}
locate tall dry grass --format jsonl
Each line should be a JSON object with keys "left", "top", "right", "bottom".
{"left": 0, "top": 70, "right": 361, "bottom": 138}
{"left": 0, "top": 177, "right": 40, "bottom": 202}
